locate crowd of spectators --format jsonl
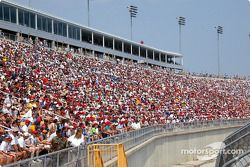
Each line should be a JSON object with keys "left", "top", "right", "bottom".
{"left": 0, "top": 38, "right": 250, "bottom": 165}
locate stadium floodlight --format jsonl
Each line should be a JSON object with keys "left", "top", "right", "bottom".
{"left": 127, "top": 5, "right": 138, "bottom": 41}
{"left": 87, "top": 0, "right": 90, "bottom": 27}
{"left": 215, "top": 26, "right": 223, "bottom": 76}
{"left": 178, "top": 16, "right": 186, "bottom": 53}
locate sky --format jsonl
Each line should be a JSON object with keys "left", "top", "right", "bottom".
{"left": 7, "top": 0, "right": 250, "bottom": 76}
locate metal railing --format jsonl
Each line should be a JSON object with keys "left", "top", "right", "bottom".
{"left": 3, "top": 119, "right": 249, "bottom": 167}
{"left": 222, "top": 150, "right": 250, "bottom": 167}
{"left": 216, "top": 122, "right": 250, "bottom": 167}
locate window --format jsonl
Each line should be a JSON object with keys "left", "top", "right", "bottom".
{"left": 140, "top": 47, "right": 146, "bottom": 58}
{"left": 48, "top": 19, "right": 52, "bottom": 33}
{"left": 132, "top": 45, "right": 139, "bottom": 56}
{"left": 10, "top": 7, "right": 16, "bottom": 23}
{"left": 154, "top": 52, "right": 160, "bottom": 61}
{"left": 38, "top": 15, "right": 52, "bottom": 33}
{"left": 24, "top": 11, "right": 29, "bottom": 27}
{"left": 0, "top": 4, "right": 3, "bottom": 20}
{"left": 42, "top": 17, "right": 46, "bottom": 31}
{"left": 82, "top": 29, "right": 92, "bottom": 43}
{"left": 18, "top": 9, "right": 35, "bottom": 29}
{"left": 53, "top": 21, "right": 57, "bottom": 34}
{"left": 37, "top": 15, "right": 42, "bottom": 30}
{"left": 124, "top": 42, "right": 131, "bottom": 54}
{"left": 148, "top": 50, "right": 153, "bottom": 59}
{"left": 18, "top": 9, "right": 23, "bottom": 25}
{"left": 62, "top": 23, "right": 67, "bottom": 37}
{"left": 1, "top": 4, "right": 16, "bottom": 23}
{"left": 58, "top": 22, "right": 62, "bottom": 35}
{"left": 104, "top": 37, "right": 113, "bottom": 49}
{"left": 3, "top": 6, "right": 10, "bottom": 21}
{"left": 54, "top": 20, "right": 67, "bottom": 37}
{"left": 161, "top": 54, "right": 166, "bottom": 62}
{"left": 94, "top": 34, "right": 103, "bottom": 46}
{"left": 68, "top": 25, "right": 80, "bottom": 40}
{"left": 114, "top": 40, "right": 122, "bottom": 51}
{"left": 30, "top": 13, "right": 35, "bottom": 28}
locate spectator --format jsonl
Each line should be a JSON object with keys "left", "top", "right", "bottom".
{"left": 51, "top": 129, "right": 68, "bottom": 152}
{"left": 68, "top": 128, "right": 85, "bottom": 147}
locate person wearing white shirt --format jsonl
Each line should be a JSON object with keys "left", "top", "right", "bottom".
{"left": 18, "top": 133, "right": 30, "bottom": 148}
{"left": 68, "top": 128, "right": 85, "bottom": 147}
{"left": 47, "top": 131, "right": 57, "bottom": 142}
{"left": 22, "top": 120, "right": 31, "bottom": 133}
{"left": 131, "top": 120, "right": 141, "bottom": 130}
{"left": 0, "top": 135, "right": 14, "bottom": 165}
{"left": 0, "top": 135, "right": 12, "bottom": 152}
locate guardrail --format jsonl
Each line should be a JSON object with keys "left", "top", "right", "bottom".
{"left": 216, "top": 122, "right": 250, "bottom": 167}
{"left": 3, "top": 119, "right": 249, "bottom": 167}
{"left": 222, "top": 150, "right": 250, "bottom": 167}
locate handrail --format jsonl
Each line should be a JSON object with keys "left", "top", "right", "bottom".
{"left": 215, "top": 122, "right": 250, "bottom": 167}
{"left": 3, "top": 119, "right": 248, "bottom": 167}
{"left": 224, "top": 122, "right": 250, "bottom": 144}
{"left": 222, "top": 150, "right": 250, "bottom": 167}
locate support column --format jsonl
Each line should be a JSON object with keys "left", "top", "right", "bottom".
{"left": 103, "top": 36, "right": 105, "bottom": 47}
{"left": 91, "top": 32, "right": 94, "bottom": 45}
{"left": 35, "top": 14, "right": 37, "bottom": 30}
{"left": 66, "top": 24, "right": 69, "bottom": 38}
{"left": 122, "top": 42, "right": 124, "bottom": 52}
{"left": 130, "top": 44, "right": 133, "bottom": 55}
{"left": 16, "top": 8, "right": 19, "bottom": 25}
{"left": 80, "top": 29, "right": 82, "bottom": 42}
{"left": 139, "top": 46, "right": 141, "bottom": 57}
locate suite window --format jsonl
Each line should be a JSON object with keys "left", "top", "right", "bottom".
{"left": 38, "top": 15, "right": 52, "bottom": 33}
{"left": 18, "top": 9, "right": 35, "bottom": 29}
{"left": 132, "top": 45, "right": 139, "bottom": 56}
{"left": 82, "top": 30, "right": 92, "bottom": 43}
{"left": 148, "top": 50, "right": 153, "bottom": 59}
{"left": 0, "top": 4, "right": 3, "bottom": 20}
{"left": 68, "top": 25, "right": 80, "bottom": 40}
{"left": 18, "top": 9, "right": 24, "bottom": 25}
{"left": 30, "top": 13, "right": 35, "bottom": 28}
{"left": 10, "top": 7, "right": 16, "bottom": 23}
{"left": 161, "top": 54, "right": 166, "bottom": 62}
{"left": 3, "top": 5, "right": 10, "bottom": 21}
{"left": 140, "top": 47, "right": 146, "bottom": 58}
{"left": 54, "top": 20, "right": 67, "bottom": 37}
{"left": 154, "top": 52, "right": 160, "bottom": 61}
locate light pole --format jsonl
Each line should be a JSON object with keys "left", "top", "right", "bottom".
{"left": 249, "top": 33, "right": 250, "bottom": 50}
{"left": 178, "top": 16, "right": 186, "bottom": 53}
{"left": 216, "top": 26, "right": 223, "bottom": 76}
{"left": 28, "top": 0, "right": 31, "bottom": 7}
{"left": 87, "top": 0, "right": 90, "bottom": 27}
{"left": 127, "top": 5, "right": 138, "bottom": 41}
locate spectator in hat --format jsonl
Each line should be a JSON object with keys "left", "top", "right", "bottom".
{"left": 51, "top": 129, "right": 68, "bottom": 152}
{"left": 0, "top": 134, "right": 14, "bottom": 165}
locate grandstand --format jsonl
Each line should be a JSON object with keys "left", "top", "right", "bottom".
{"left": 0, "top": 0, "right": 250, "bottom": 167}
{"left": 0, "top": 0, "right": 183, "bottom": 70}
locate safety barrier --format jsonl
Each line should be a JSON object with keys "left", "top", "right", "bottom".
{"left": 216, "top": 122, "right": 250, "bottom": 167}
{"left": 3, "top": 119, "right": 249, "bottom": 167}
{"left": 221, "top": 150, "right": 250, "bottom": 167}
{"left": 88, "top": 144, "right": 128, "bottom": 167}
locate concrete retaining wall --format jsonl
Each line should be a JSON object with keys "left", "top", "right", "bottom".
{"left": 126, "top": 126, "right": 240, "bottom": 167}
